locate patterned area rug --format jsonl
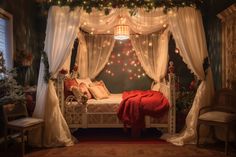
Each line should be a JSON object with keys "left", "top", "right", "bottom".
{"left": 25, "top": 143, "right": 232, "bottom": 157}
{"left": 1, "top": 129, "right": 235, "bottom": 157}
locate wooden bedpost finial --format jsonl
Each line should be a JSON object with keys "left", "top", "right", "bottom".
{"left": 169, "top": 61, "right": 174, "bottom": 74}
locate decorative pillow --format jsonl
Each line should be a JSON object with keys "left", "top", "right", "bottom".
{"left": 78, "top": 82, "right": 92, "bottom": 99}
{"left": 64, "top": 78, "right": 79, "bottom": 98}
{"left": 88, "top": 85, "right": 109, "bottom": 100}
{"left": 76, "top": 78, "right": 92, "bottom": 87}
{"left": 71, "top": 86, "right": 83, "bottom": 100}
{"left": 90, "top": 80, "right": 111, "bottom": 95}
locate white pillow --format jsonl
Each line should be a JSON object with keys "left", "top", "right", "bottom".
{"left": 89, "top": 85, "right": 109, "bottom": 100}
{"left": 76, "top": 78, "right": 92, "bottom": 87}
{"left": 90, "top": 80, "right": 111, "bottom": 95}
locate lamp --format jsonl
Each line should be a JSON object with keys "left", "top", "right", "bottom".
{"left": 114, "top": 25, "right": 130, "bottom": 40}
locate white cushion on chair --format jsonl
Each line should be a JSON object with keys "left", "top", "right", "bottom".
{"left": 8, "top": 117, "right": 43, "bottom": 127}
{"left": 199, "top": 111, "right": 236, "bottom": 123}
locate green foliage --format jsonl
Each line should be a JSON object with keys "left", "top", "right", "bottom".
{"left": 0, "top": 51, "right": 25, "bottom": 105}
{"left": 39, "top": 0, "right": 203, "bottom": 14}
{"left": 42, "top": 51, "right": 51, "bottom": 83}
{"left": 0, "top": 52, "right": 6, "bottom": 75}
{"left": 0, "top": 68, "right": 26, "bottom": 105}
{"left": 175, "top": 79, "right": 199, "bottom": 113}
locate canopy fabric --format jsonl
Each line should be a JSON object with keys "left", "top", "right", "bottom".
{"left": 32, "top": 6, "right": 80, "bottom": 147}
{"left": 76, "top": 31, "right": 88, "bottom": 78}
{"left": 166, "top": 7, "right": 214, "bottom": 146}
{"left": 130, "top": 29, "right": 169, "bottom": 82}
{"left": 77, "top": 34, "right": 115, "bottom": 79}
{"left": 33, "top": 6, "right": 214, "bottom": 147}
{"left": 75, "top": 30, "right": 167, "bottom": 81}
{"left": 76, "top": 8, "right": 169, "bottom": 81}
{"left": 80, "top": 8, "right": 168, "bottom": 35}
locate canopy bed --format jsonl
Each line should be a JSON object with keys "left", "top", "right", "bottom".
{"left": 31, "top": 4, "right": 214, "bottom": 148}
{"left": 56, "top": 64, "right": 176, "bottom": 137}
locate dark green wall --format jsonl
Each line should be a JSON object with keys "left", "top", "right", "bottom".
{"left": 201, "top": 1, "right": 235, "bottom": 89}
{"left": 0, "top": 0, "right": 45, "bottom": 86}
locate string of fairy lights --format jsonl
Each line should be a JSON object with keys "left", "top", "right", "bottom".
{"left": 103, "top": 41, "right": 146, "bottom": 80}
{"left": 39, "top": 0, "right": 203, "bottom": 14}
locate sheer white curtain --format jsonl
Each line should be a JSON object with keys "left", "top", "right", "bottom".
{"left": 127, "top": 8, "right": 168, "bottom": 34}
{"left": 80, "top": 8, "right": 167, "bottom": 35}
{"left": 86, "top": 34, "right": 115, "bottom": 79}
{"left": 76, "top": 8, "right": 168, "bottom": 80}
{"left": 75, "top": 32, "right": 115, "bottom": 79}
{"left": 31, "top": 6, "right": 80, "bottom": 147}
{"left": 130, "top": 29, "right": 169, "bottom": 82}
{"left": 166, "top": 7, "right": 214, "bottom": 146}
{"left": 76, "top": 31, "right": 88, "bottom": 78}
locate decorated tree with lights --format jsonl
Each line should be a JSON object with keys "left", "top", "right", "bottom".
{"left": 0, "top": 52, "right": 25, "bottom": 105}
{"left": 0, "top": 52, "right": 6, "bottom": 80}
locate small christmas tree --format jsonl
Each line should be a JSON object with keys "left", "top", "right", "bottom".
{"left": 0, "top": 52, "right": 25, "bottom": 105}
{"left": 0, "top": 52, "right": 6, "bottom": 80}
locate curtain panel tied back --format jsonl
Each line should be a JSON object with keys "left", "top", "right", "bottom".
{"left": 31, "top": 6, "right": 81, "bottom": 147}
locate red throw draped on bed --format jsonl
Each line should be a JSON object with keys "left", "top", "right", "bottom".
{"left": 117, "top": 90, "right": 170, "bottom": 137}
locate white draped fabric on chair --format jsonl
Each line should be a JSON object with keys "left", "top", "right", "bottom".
{"left": 34, "top": 5, "right": 214, "bottom": 147}
{"left": 31, "top": 6, "right": 80, "bottom": 147}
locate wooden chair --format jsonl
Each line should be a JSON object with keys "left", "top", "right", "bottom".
{"left": 196, "top": 88, "right": 236, "bottom": 155}
{"left": 2, "top": 103, "right": 44, "bottom": 157}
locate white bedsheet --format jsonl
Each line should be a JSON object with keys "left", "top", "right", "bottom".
{"left": 87, "top": 94, "right": 122, "bottom": 105}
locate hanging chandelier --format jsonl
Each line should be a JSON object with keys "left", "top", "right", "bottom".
{"left": 114, "top": 25, "right": 130, "bottom": 40}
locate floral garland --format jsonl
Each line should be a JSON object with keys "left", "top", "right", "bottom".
{"left": 40, "top": 0, "right": 203, "bottom": 14}
{"left": 41, "top": 51, "right": 51, "bottom": 82}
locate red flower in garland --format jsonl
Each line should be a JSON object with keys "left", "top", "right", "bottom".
{"left": 73, "top": 64, "right": 78, "bottom": 72}
{"left": 59, "top": 69, "right": 68, "bottom": 75}
{"left": 189, "top": 80, "right": 196, "bottom": 91}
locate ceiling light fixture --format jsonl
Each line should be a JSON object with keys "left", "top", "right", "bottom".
{"left": 114, "top": 25, "right": 130, "bottom": 40}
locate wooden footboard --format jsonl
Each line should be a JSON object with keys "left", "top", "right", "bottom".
{"left": 56, "top": 72, "right": 176, "bottom": 134}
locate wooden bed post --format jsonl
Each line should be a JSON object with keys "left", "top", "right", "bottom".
{"left": 168, "top": 61, "right": 176, "bottom": 134}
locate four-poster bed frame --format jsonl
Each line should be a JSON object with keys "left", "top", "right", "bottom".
{"left": 56, "top": 70, "right": 176, "bottom": 134}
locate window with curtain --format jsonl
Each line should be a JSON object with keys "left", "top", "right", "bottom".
{"left": 0, "top": 8, "right": 13, "bottom": 75}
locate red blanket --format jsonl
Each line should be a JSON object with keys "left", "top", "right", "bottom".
{"left": 117, "top": 90, "right": 170, "bottom": 137}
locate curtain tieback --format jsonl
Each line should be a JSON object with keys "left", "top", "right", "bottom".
{"left": 203, "top": 57, "right": 210, "bottom": 77}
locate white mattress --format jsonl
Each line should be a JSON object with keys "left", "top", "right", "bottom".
{"left": 87, "top": 94, "right": 122, "bottom": 105}
{"left": 86, "top": 94, "right": 122, "bottom": 113}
